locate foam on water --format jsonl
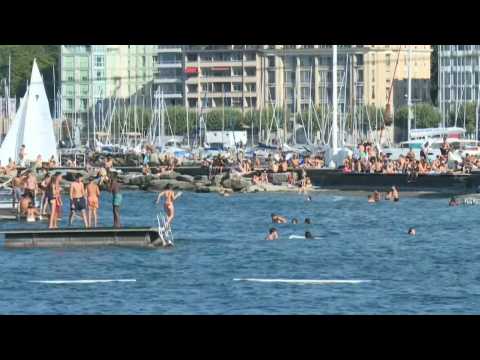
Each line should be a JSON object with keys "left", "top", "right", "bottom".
{"left": 28, "top": 279, "right": 136, "bottom": 284}
{"left": 233, "top": 278, "right": 371, "bottom": 284}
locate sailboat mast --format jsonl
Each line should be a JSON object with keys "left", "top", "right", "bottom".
{"left": 332, "top": 45, "right": 338, "bottom": 153}
{"left": 407, "top": 45, "right": 413, "bottom": 141}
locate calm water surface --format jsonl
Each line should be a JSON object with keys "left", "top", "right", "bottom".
{"left": 0, "top": 190, "right": 479, "bottom": 314}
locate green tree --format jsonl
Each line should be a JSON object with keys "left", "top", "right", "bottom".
{"left": 0, "top": 45, "right": 60, "bottom": 108}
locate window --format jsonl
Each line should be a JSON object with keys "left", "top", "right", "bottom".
{"left": 80, "top": 70, "right": 89, "bottom": 81}
{"left": 233, "top": 83, "right": 242, "bottom": 92}
{"left": 65, "top": 98, "right": 74, "bottom": 111}
{"left": 187, "top": 53, "right": 197, "bottom": 62}
{"left": 268, "top": 56, "right": 275, "bottom": 67}
{"left": 80, "top": 98, "right": 88, "bottom": 111}
{"left": 371, "top": 86, "right": 375, "bottom": 99}
{"left": 187, "top": 84, "right": 198, "bottom": 93}
{"left": 245, "top": 83, "right": 256, "bottom": 92}
{"left": 232, "top": 97, "right": 242, "bottom": 106}
{"left": 64, "top": 70, "right": 74, "bottom": 81}
{"left": 269, "top": 86, "right": 276, "bottom": 100}
{"left": 188, "top": 99, "right": 198, "bottom": 108}
{"left": 300, "top": 57, "right": 312, "bottom": 67}
{"left": 232, "top": 67, "right": 242, "bottom": 76}
{"left": 96, "top": 70, "right": 103, "bottom": 80}
{"left": 80, "top": 85, "right": 89, "bottom": 97}
{"left": 95, "top": 56, "right": 104, "bottom": 67}
{"left": 245, "top": 52, "right": 256, "bottom": 61}
{"left": 268, "top": 70, "right": 275, "bottom": 84}
{"left": 300, "top": 70, "right": 310, "bottom": 83}
{"left": 385, "top": 54, "right": 391, "bottom": 66}
{"left": 355, "top": 54, "right": 364, "bottom": 65}
{"left": 63, "top": 85, "right": 74, "bottom": 97}
{"left": 245, "top": 67, "right": 256, "bottom": 77}
{"left": 79, "top": 56, "right": 89, "bottom": 68}
{"left": 301, "top": 87, "right": 310, "bottom": 100}
{"left": 231, "top": 53, "right": 242, "bottom": 62}
{"left": 63, "top": 56, "right": 74, "bottom": 68}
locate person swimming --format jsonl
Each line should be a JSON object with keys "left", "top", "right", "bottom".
{"left": 266, "top": 228, "right": 279, "bottom": 240}
{"left": 408, "top": 227, "right": 416, "bottom": 236}
{"left": 306, "top": 195, "right": 312, "bottom": 202}
{"left": 305, "top": 231, "right": 314, "bottom": 239}
{"left": 368, "top": 195, "right": 375, "bottom": 203}
{"left": 304, "top": 218, "right": 311, "bottom": 224}
{"left": 449, "top": 197, "right": 460, "bottom": 206}
{"left": 271, "top": 213, "right": 287, "bottom": 224}
{"left": 391, "top": 186, "right": 400, "bottom": 202}
{"left": 291, "top": 218, "right": 299, "bottom": 224}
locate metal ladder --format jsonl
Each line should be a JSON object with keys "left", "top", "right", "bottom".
{"left": 156, "top": 213, "right": 174, "bottom": 247}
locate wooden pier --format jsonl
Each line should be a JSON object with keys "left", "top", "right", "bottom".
{"left": 2, "top": 227, "right": 163, "bottom": 249}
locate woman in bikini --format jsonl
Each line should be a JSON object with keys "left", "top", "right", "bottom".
{"left": 156, "top": 184, "right": 182, "bottom": 227}
{"left": 48, "top": 174, "right": 60, "bottom": 229}
{"left": 87, "top": 177, "right": 101, "bottom": 227}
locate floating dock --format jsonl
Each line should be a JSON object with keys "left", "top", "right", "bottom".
{"left": 2, "top": 227, "right": 163, "bottom": 249}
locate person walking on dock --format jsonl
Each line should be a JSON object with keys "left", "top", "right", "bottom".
{"left": 87, "top": 177, "right": 101, "bottom": 227}
{"left": 110, "top": 173, "right": 122, "bottom": 228}
{"left": 69, "top": 174, "right": 89, "bottom": 228}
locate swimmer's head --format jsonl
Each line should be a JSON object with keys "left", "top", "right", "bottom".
{"left": 271, "top": 213, "right": 276, "bottom": 218}
{"left": 269, "top": 228, "right": 277, "bottom": 234}
{"left": 305, "top": 231, "right": 313, "bottom": 239}
{"left": 304, "top": 218, "right": 311, "bottom": 224}
{"left": 165, "top": 184, "right": 172, "bottom": 190}
{"left": 408, "top": 227, "right": 416, "bottom": 236}
{"left": 292, "top": 218, "right": 298, "bottom": 224}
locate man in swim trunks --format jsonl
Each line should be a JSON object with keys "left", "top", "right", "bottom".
{"left": 271, "top": 213, "right": 287, "bottom": 224}
{"left": 12, "top": 170, "right": 24, "bottom": 208}
{"left": 156, "top": 184, "right": 182, "bottom": 227}
{"left": 266, "top": 228, "right": 279, "bottom": 241}
{"left": 19, "top": 194, "right": 32, "bottom": 217}
{"left": 69, "top": 173, "right": 88, "bottom": 228}
{"left": 24, "top": 171, "right": 37, "bottom": 200}
{"left": 87, "top": 177, "right": 101, "bottom": 227}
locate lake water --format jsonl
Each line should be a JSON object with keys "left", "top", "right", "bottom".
{"left": 0, "top": 190, "right": 479, "bottom": 314}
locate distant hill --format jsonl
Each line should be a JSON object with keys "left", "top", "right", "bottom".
{"left": 0, "top": 45, "right": 60, "bottom": 105}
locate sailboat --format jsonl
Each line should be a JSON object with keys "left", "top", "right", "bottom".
{"left": 0, "top": 59, "right": 57, "bottom": 165}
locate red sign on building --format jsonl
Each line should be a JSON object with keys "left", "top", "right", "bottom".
{"left": 185, "top": 67, "right": 198, "bottom": 74}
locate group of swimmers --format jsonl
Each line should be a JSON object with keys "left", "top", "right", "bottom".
{"left": 368, "top": 186, "right": 400, "bottom": 203}
{"left": 267, "top": 213, "right": 313, "bottom": 240}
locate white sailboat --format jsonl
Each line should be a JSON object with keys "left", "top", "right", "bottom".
{"left": 0, "top": 59, "right": 57, "bottom": 165}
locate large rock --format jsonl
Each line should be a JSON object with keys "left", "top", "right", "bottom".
{"left": 222, "top": 176, "right": 252, "bottom": 191}
{"left": 148, "top": 179, "right": 195, "bottom": 192}
{"left": 270, "top": 172, "right": 297, "bottom": 185}
{"left": 64, "top": 171, "right": 88, "bottom": 182}
{"left": 157, "top": 171, "right": 181, "bottom": 180}
{"left": 212, "top": 173, "right": 228, "bottom": 186}
{"left": 176, "top": 174, "right": 195, "bottom": 183}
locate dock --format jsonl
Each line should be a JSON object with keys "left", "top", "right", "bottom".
{"left": 2, "top": 227, "right": 164, "bottom": 249}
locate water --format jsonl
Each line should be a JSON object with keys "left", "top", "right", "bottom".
{"left": 0, "top": 190, "right": 479, "bottom": 314}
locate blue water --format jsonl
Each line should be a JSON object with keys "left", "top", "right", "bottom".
{"left": 0, "top": 190, "right": 479, "bottom": 314}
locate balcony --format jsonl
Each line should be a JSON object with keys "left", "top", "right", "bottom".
{"left": 157, "top": 46, "right": 183, "bottom": 52}
{"left": 155, "top": 62, "right": 183, "bottom": 69}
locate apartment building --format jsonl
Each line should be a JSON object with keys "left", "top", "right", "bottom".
{"left": 61, "top": 45, "right": 155, "bottom": 119}
{"left": 182, "top": 45, "right": 261, "bottom": 111}
{"left": 438, "top": 45, "right": 480, "bottom": 120}
{"left": 153, "top": 45, "right": 184, "bottom": 106}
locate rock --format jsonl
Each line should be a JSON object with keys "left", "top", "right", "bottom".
{"left": 271, "top": 172, "right": 296, "bottom": 185}
{"left": 222, "top": 176, "right": 252, "bottom": 191}
{"left": 212, "top": 173, "right": 228, "bottom": 186}
{"left": 157, "top": 171, "right": 181, "bottom": 180}
{"left": 195, "top": 185, "right": 224, "bottom": 193}
{"left": 176, "top": 174, "right": 195, "bottom": 183}
{"left": 148, "top": 179, "right": 195, "bottom": 191}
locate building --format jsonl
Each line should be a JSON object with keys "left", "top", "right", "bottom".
{"left": 153, "top": 45, "right": 184, "bottom": 106}
{"left": 60, "top": 45, "right": 155, "bottom": 120}
{"left": 183, "top": 45, "right": 261, "bottom": 111}
{"left": 438, "top": 45, "right": 480, "bottom": 122}
{"left": 393, "top": 78, "right": 431, "bottom": 109}
{"left": 364, "top": 45, "right": 431, "bottom": 108}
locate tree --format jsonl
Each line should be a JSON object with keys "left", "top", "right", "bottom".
{"left": 0, "top": 45, "right": 60, "bottom": 108}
